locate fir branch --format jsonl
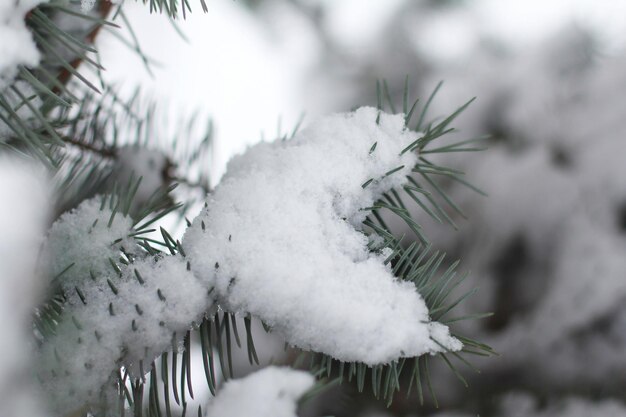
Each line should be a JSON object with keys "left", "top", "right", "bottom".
{"left": 304, "top": 79, "right": 492, "bottom": 406}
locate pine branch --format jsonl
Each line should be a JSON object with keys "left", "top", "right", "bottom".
{"left": 301, "top": 79, "right": 493, "bottom": 406}
{"left": 18, "top": 4, "right": 490, "bottom": 408}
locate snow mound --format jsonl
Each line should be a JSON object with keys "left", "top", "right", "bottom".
{"left": 183, "top": 107, "right": 461, "bottom": 365}
{"left": 40, "top": 197, "right": 213, "bottom": 415}
{"left": 38, "top": 254, "right": 211, "bottom": 416}
{"left": 44, "top": 197, "right": 134, "bottom": 291}
{"left": 204, "top": 367, "right": 314, "bottom": 417}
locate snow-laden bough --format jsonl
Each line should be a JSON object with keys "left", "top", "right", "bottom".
{"left": 39, "top": 199, "right": 212, "bottom": 415}
{"left": 183, "top": 107, "right": 462, "bottom": 365}
{"left": 37, "top": 107, "right": 463, "bottom": 415}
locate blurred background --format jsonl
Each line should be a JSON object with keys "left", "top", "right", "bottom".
{"left": 94, "top": 1, "right": 626, "bottom": 416}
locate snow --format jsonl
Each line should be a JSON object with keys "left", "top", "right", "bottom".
{"left": 81, "top": 0, "right": 125, "bottom": 13}
{"left": 39, "top": 198, "right": 213, "bottom": 415}
{"left": 81, "top": 0, "right": 96, "bottom": 12}
{"left": 81, "top": 0, "right": 122, "bottom": 12}
{"left": 44, "top": 196, "right": 135, "bottom": 291}
{"left": 183, "top": 107, "right": 461, "bottom": 365}
{"left": 38, "top": 253, "right": 211, "bottom": 415}
{"left": 203, "top": 367, "right": 313, "bottom": 417}
{"left": 0, "top": 157, "right": 50, "bottom": 417}
{"left": 24, "top": 2, "right": 626, "bottom": 414}
{"left": 0, "top": 0, "right": 46, "bottom": 91}
{"left": 119, "top": 255, "right": 212, "bottom": 368}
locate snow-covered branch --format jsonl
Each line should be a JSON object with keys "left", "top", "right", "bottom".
{"left": 183, "top": 107, "right": 461, "bottom": 364}
{"left": 38, "top": 107, "right": 463, "bottom": 414}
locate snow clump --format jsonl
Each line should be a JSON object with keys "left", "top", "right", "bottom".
{"left": 203, "top": 367, "right": 314, "bottom": 417}
{"left": 39, "top": 198, "right": 212, "bottom": 415}
{"left": 183, "top": 107, "right": 461, "bottom": 365}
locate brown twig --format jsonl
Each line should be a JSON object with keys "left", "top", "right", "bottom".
{"left": 62, "top": 135, "right": 117, "bottom": 158}
{"left": 55, "top": 1, "right": 115, "bottom": 89}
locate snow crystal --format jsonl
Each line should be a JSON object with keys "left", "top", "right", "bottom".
{"left": 203, "top": 367, "right": 314, "bottom": 417}
{"left": 183, "top": 107, "right": 461, "bottom": 365}
{"left": 0, "top": 0, "right": 46, "bottom": 90}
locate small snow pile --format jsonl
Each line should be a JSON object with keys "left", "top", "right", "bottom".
{"left": 0, "top": 0, "right": 46, "bottom": 90}
{"left": 44, "top": 196, "right": 134, "bottom": 290}
{"left": 118, "top": 255, "right": 212, "bottom": 368}
{"left": 203, "top": 367, "right": 314, "bottom": 417}
{"left": 0, "top": 157, "right": 49, "bottom": 417}
{"left": 39, "top": 198, "right": 213, "bottom": 415}
{"left": 38, "top": 254, "right": 211, "bottom": 415}
{"left": 183, "top": 107, "right": 461, "bottom": 365}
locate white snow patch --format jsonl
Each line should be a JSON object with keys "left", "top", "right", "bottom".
{"left": 38, "top": 254, "right": 212, "bottom": 415}
{"left": 44, "top": 197, "right": 134, "bottom": 290}
{"left": 204, "top": 367, "right": 313, "bottom": 417}
{"left": 0, "top": 0, "right": 46, "bottom": 90}
{"left": 0, "top": 157, "right": 49, "bottom": 417}
{"left": 40, "top": 197, "right": 213, "bottom": 415}
{"left": 183, "top": 107, "right": 461, "bottom": 365}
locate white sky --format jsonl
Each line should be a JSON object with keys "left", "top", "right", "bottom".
{"left": 96, "top": 0, "right": 304, "bottom": 179}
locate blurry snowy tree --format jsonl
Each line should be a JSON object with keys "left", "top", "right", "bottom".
{"left": 199, "top": 2, "right": 626, "bottom": 417}
{"left": 248, "top": 3, "right": 626, "bottom": 417}
{"left": 0, "top": 1, "right": 495, "bottom": 417}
